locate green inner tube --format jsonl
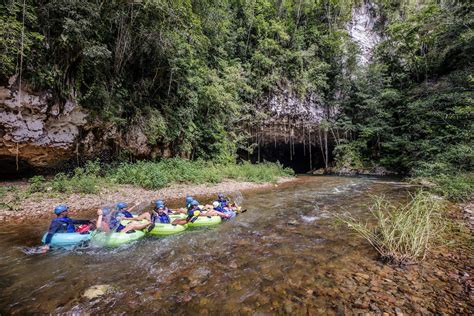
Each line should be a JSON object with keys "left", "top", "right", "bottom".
{"left": 187, "top": 216, "right": 222, "bottom": 227}
{"left": 148, "top": 223, "right": 188, "bottom": 236}
{"left": 169, "top": 213, "right": 187, "bottom": 220}
{"left": 91, "top": 230, "right": 146, "bottom": 247}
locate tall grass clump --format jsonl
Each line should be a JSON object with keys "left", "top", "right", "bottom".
{"left": 341, "top": 191, "right": 445, "bottom": 265}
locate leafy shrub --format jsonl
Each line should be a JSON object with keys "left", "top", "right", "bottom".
{"left": 49, "top": 164, "right": 102, "bottom": 194}
{"left": 334, "top": 142, "right": 365, "bottom": 170}
{"left": 430, "top": 174, "right": 474, "bottom": 202}
{"left": 340, "top": 192, "right": 445, "bottom": 265}
{"left": 51, "top": 173, "right": 68, "bottom": 193}
{"left": 28, "top": 175, "right": 46, "bottom": 193}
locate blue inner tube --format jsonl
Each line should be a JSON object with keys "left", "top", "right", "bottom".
{"left": 41, "top": 232, "right": 92, "bottom": 249}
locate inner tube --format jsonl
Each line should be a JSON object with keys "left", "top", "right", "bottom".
{"left": 147, "top": 223, "right": 188, "bottom": 236}
{"left": 91, "top": 230, "right": 145, "bottom": 247}
{"left": 187, "top": 216, "right": 222, "bottom": 227}
{"left": 169, "top": 213, "right": 187, "bottom": 220}
{"left": 41, "top": 232, "right": 92, "bottom": 249}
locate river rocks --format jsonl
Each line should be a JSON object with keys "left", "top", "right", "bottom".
{"left": 188, "top": 267, "right": 211, "bottom": 288}
{"left": 309, "top": 166, "right": 396, "bottom": 176}
{"left": 83, "top": 284, "right": 113, "bottom": 300}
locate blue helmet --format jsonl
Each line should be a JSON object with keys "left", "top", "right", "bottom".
{"left": 191, "top": 200, "right": 199, "bottom": 207}
{"left": 155, "top": 200, "right": 165, "bottom": 208}
{"left": 54, "top": 205, "right": 69, "bottom": 215}
{"left": 116, "top": 202, "right": 127, "bottom": 210}
{"left": 101, "top": 207, "right": 111, "bottom": 216}
{"left": 186, "top": 196, "right": 193, "bottom": 204}
{"left": 218, "top": 193, "right": 225, "bottom": 199}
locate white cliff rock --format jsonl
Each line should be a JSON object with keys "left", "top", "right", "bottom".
{"left": 347, "top": 0, "right": 382, "bottom": 66}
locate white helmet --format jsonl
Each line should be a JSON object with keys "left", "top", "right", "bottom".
{"left": 212, "top": 201, "right": 220, "bottom": 208}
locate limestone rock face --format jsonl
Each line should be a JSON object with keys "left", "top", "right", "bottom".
{"left": 0, "top": 81, "right": 159, "bottom": 171}
{"left": 0, "top": 84, "right": 88, "bottom": 168}
{"left": 268, "top": 87, "right": 326, "bottom": 124}
{"left": 347, "top": 0, "right": 382, "bottom": 65}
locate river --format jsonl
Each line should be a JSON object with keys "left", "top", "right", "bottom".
{"left": 0, "top": 176, "right": 471, "bottom": 314}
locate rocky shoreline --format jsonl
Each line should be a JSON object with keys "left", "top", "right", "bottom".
{"left": 309, "top": 166, "right": 397, "bottom": 177}
{"left": 0, "top": 177, "right": 296, "bottom": 222}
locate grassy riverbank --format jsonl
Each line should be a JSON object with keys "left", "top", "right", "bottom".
{"left": 21, "top": 158, "right": 294, "bottom": 195}
{"left": 0, "top": 159, "right": 295, "bottom": 219}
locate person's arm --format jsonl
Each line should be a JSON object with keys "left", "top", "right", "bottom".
{"left": 128, "top": 203, "right": 141, "bottom": 212}
{"left": 43, "top": 221, "right": 61, "bottom": 249}
{"left": 71, "top": 219, "right": 91, "bottom": 225}
{"left": 96, "top": 209, "right": 108, "bottom": 232}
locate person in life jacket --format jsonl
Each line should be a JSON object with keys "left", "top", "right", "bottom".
{"left": 128, "top": 200, "right": 185, "bottom": 228}
{"left": 212, "top": 201, "right": 236, "bottom": 220}
{"left": 210, "top": 193, "right": 239, "bottom": 213}
{"left": 216, "top": 193, "right": 229, "bottom": 208}
{"left": 41, "top": 205, "right": 92, "bottom": 252}
{"left": 185, "top": 200, "right": 203, "bottom": 223}
{"left": 176, "top": 195, "right": 195, "bottom": 214}
{"left": 96, "top": 202, "right": 147, "bottom": 233}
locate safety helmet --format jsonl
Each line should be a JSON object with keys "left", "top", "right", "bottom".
{"left": 191, "top": 200, "right": 199, "bottom": 206}
{"left": 155, "top": 200, "right": 165, "bottom": 208}
{"left": 186, "top": 196, "right": 194, "bottom": 204}
{"left": 212, "top": 201, "right": 220, "bottom": 208}
{"left": 116, "top": 202, "right": 127, "bottom": 210}
{"left": 101, "top": 207, "right": 111, "bottom": 216}
{"left": 54, "top": 205, "right": 69, "bottom": 215}
{"left": 218, "top": 193, "right": 225, "bottom": 199}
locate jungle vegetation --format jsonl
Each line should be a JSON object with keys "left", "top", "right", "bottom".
{"left": 1, "top": 0, "right": 472, "bottom": 192}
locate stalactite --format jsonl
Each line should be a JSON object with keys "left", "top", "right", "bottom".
{"left": 318, "top": 127, "right": 327, "bottom": 169}
{"left": 309, "top": 128, "right": 312, "bottom": 171}
{"left": 324, "top": 129, "right": 328, "bottom": 169}
{"left": 291, "top": 127, "right": 298, "bottom": 157}
{"left": 289, "top": 119, "right": 293, "bottom": 161}
{"left": 303, "top": 124, "right": 306, "bottom": 156}
{"left": 273, "top": 123, "right": 277, "bottom": 149}
{"left": 257, "top": 129, "right": 261, "bottom": 163}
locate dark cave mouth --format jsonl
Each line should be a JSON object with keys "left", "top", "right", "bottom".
{"left": 0, "top": 156, "right": 36, "bottom": 180}
{"left": 243, "top": 142, "right": 333, "bottom": 174}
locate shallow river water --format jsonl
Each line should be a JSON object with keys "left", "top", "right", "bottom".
{"left": 0, "top": 176, "right": 471, "bottom": 314}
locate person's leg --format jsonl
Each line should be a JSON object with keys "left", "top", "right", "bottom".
{"left": 121, "top": 221, "right": 149, "bottom": 233}
{"left": 172, "top": 219, "right": 187, "bottom": 225}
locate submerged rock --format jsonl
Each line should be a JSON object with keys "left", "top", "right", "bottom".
{"left": 83, "top": 284, "right": 113, "bottom": 300}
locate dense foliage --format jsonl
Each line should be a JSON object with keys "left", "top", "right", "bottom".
{"left": 335, "top": 0, "right": 473, "bottom": 177}
{"left": 1, "top": 0, "right": 472, "bottom": 178}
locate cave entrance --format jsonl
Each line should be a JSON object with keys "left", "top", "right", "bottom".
{"left": 241, "top": 142, "right": 333, "bottom": 174}
{"left": 0, "top": 156, "right": 36, "bottom": 180}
